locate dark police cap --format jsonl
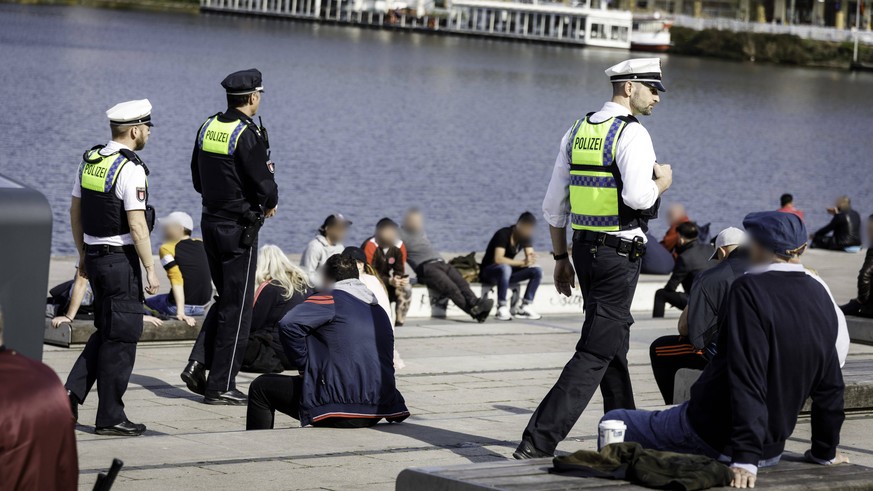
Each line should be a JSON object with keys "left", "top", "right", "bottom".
{"left": 341, "top": 246, "right": 367, "bottom": 264}
{"left": 376, "top": 217, "right": 398, "bottom": 229}
{"left": 221, "top": 68, "right": 264, "bottom": 95}
{"left": 743, "top": 211, "right": 808, "bottom": 258}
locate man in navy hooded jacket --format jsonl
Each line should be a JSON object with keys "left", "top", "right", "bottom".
{"left": 246, "top": 254, "right": 409, "bottom": 430}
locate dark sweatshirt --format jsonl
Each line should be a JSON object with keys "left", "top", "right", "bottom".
{"left": 687, "top": 263, "right": 845, "bottom": 468}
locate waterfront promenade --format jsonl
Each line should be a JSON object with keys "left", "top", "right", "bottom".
{"left": 41, "top": 248, "right": 873, "bottom": 489}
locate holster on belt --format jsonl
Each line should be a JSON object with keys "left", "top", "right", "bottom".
{"left": 574, "top": 230, "right": 647, "bottom": 262}
{"left": 240, "top": 210, "right": 264, "bottom": 248}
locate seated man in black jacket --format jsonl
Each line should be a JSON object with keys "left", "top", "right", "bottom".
{"left": 245, "top": 254, "right": 409, "bottom": 430}
{"left": 649, "top": 227, "right": 749, "bottom": 404}
{"left": 652, "top": 222, "right": 714, "bottom": 318}
{"left": 812, "top": 195, "right": 862, "bottom": 251}
{"left": 841, "top": 214, "right": 873, "bottom": 318}
{"left": 603, "top": 211, "right": 849, "bottom": 489}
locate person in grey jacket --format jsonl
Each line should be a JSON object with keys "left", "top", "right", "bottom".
{"left": 652, "top": 222, "right": 714, "bottom": 317}
{"left": 300, "top": 214, "right": 350, "bottom": 288}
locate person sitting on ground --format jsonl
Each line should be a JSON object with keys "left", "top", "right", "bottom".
{"left": 479, "top": 212, "right": 543, "bottom": 321}
{"left": 841, "top": 214, "right": 873, "bottom": 318}
{"left": 602, "top": 211, "right": 850, "bottom": 489}
{"left": 641, "top": 232, "right": 675, "bottom": 275}
{"left": 301, "top": 213, "right": 351, "bottom": 287}
{"left": 0, "top": 306, "right": 79, "bottom": 490}
{"left": 660, "top": 203, "right": 690, "bottom": 256}
{"left": 362, "top": 218, "right": 412, "bottom": 327}
{"left": 52, "top": 273, "right": 163, "bottom": 329}
{"left": 777, "top": 193, "right": 804, "bottom": 221}
{"left": 144, "top": 211, "right": 212, "bottom": 326}
{"left": 653, "top": 222, "right": 714, "bottom": 318}
{"left": 241, "top": 245, "right": 311, "bottom": 374}
{"left": 246, "top": 254, "right": 410, "bottom": 430}
{"left": 811, "top": 195, "right": 862, "bottom": 251}
{"left": 649, "top": 227, "right": 748, "bottom": 404}
{"left": 342, "top": 246, "right": 405, "bottom": 369}
{"left": 400, "top": 208, "right": 493, "bottom": 322}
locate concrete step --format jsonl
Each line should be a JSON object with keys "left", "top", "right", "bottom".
{"left": 44, "top": 317, "right": 204, "bottom": 348}
{"left": 848, "top": 316, "right": 873, "bottom": 345}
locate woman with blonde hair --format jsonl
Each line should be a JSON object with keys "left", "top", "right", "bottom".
{"left": 241, "top": 245, "right": 312, "bottom": 373}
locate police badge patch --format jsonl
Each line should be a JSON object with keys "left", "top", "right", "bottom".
{"left": 136, "top": 187, "right": 146, "bottom": 202}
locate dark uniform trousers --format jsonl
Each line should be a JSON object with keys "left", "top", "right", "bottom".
{"left": 189, "top": 215, "right": 258, "bottom": 394}
{"left": 522, "top": 238, "right": 641, "bottom": 454}
{"left": 65, "top": 247, "right": 144, "bottom": 427}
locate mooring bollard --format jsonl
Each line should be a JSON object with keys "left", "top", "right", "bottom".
{"left": 0, "top": 174, "right": 52, "bottom": 360}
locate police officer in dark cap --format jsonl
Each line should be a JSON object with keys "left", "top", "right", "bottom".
{"left": 183, "top": 68, "right": 279, "bottom": 405}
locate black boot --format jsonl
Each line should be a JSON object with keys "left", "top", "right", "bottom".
{"left": 204, "top": 389, "right": 247, "bottom": 406}
{"left": 512, "top": 440, "right": 553, "bottom": 459}
{"left": 180, "top": 360, "right": 207, "bottom": 396}
{"left": 469, "top": 298, "right": 495, "bottom": 323}
{"left": 95, "top": 420, "right": 147, "bottom": 437}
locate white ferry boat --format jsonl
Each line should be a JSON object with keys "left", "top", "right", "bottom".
{"left": 630, "top": 13, "right": 671, "bottom": 51}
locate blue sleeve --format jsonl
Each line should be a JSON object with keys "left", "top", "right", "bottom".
{"left": 726, "top": 281, "right": 770, "bottom": 467}
{"left": 278, "top": 299, "right": 335, "bottom": 369}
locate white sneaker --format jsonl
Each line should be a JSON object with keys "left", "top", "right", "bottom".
{"left": 495, "top": 305, "right": 513, "bottom": 321}
{"left": 515, "top": 304, "right": 542, "bottom": 320}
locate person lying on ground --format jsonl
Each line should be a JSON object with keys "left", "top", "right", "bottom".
{"left": 246, "top": 254, "right": 409, "bottom": 430}
{"left": 241, "top": 245, "right": 311, "bottom": 374}
{"left": 144, "top": 211, "right": 212, "bottom": 326}
{"left": 479, "top": 211, "right": 543, "bottom": 321}
{"left": 400, "top": 208, "right": 493, "bottom": 322}
{"left": 51, "top": 273, "right": 163, "bottom": 328}
{"left": 841, "top": 214, "right": 873, "bottom": 318}
{"left": 603, "top": 211, "right": 850, "bottom": 489}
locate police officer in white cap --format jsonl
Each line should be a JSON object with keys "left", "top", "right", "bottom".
{"left": 183, "top": 68, "right": 279, "bottom": 405}
{"left": 515, "top": 58, "right": 673, "bottom": 458}
{"left": 65, "top": 99, "right": 160, "bottom": 437}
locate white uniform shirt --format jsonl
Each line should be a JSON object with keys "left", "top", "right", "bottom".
{"left": 71, "top": 140, "right": 147, "bottom": 246}
{"left": 542, "top": 101, "right": 660, "bottom": 242}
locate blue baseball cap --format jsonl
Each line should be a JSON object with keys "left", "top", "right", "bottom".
{"left": 742, "top": 211, "right": 808, "bottom": 258}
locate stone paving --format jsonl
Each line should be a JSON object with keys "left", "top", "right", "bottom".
{"left": 42, "top": 309, "right": 873, "bottom": 490}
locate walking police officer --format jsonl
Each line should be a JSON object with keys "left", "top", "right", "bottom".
{"left": 182, "top": 69, "right": 278, "bottom": 405}
{"left": 65, "top": 99, "right": 160, "bottom": 436}
{"left": 514, "top": 59, "right": 673, "bottom": 458}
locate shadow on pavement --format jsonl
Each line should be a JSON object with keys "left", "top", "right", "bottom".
{"left": 129, "top": 373, "right": 199, "bottom": 400}
{"left": 372, "top": 421, "right": 514, "bottom": 463}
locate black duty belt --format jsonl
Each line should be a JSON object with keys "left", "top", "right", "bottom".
{"left": 573, "top": 230, "right": 646, "bottom": 260}
{"left": 85, "top": 244, "right": 134, "bottom": 255}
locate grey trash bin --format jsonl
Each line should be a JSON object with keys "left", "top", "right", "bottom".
{"left": 0, "top": 174, "right": 52, "bottom": 360}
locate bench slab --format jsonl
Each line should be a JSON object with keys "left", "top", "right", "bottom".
{"left": 44, "top": 318, "right": 204, "bottom": 347}
{"left": 397, "top": 455, "right": 873, "bottom": 491}
{"left": 848, "top": 316, "right": 873, "bottom": 345}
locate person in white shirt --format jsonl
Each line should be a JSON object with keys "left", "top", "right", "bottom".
{"left": 64, "top": 99, "right": 160, "bottom": 438}
{"left": 301, "top": 213, "right": 351, "bottom": 288}
{"left": 515, "top": 59, "right": 673, "bottom": 459}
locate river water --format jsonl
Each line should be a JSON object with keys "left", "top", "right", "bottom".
{"left": 1, "top": 4, "right": 871, "bottom": 255}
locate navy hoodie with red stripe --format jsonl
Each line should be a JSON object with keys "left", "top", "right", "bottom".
{"left": 279, "top": 279, "right": 409, "bottom": 427}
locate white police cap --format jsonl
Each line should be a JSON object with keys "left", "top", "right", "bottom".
{"left": 106, "top": 99, "right": 153, "bottom": 127}
{"left": 605, "top": 58, "right": 666, "bottom": 92}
